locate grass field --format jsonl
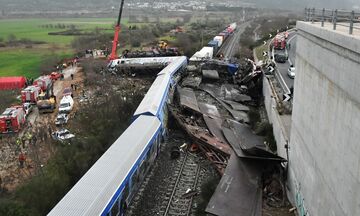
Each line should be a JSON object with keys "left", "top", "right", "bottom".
{"left": 254, "top": 44, "right": 268, "bottom": 62}
{"left": 0, "top": 18, "right": 124, "bottom": 78}
{"left": 0, "top": 48, "right": 72, "bottom": 78}
{"left": 0, "top": 17, "right": 179, "bottom": 78}
{"left": 0, "top": 18, "right": 126, "bottom": 45}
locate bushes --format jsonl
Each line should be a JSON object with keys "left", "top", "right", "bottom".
{"left": 0, "top": 200, "right": 29, "bottom": 216}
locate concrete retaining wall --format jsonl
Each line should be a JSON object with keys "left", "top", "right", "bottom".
{"left": 289, "top": 21, "right": 360, "bottom": 216}
{"left": 262, "top": 76, "right": 289, "bottom": 160}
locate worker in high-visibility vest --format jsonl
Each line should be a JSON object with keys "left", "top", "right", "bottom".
{"left": 26, "top": 132, "right": 32, "bottom": 141}
{"left": 16, "top": 138, "right": 21, "bottom": 146}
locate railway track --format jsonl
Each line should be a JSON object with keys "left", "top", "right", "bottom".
{"left": 159, "top": 151, "right": 201, "bottom": 216}
{"left": 217, "top": 21, "right": 251, "bottom": 59}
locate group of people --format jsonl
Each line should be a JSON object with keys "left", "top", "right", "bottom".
{"left": 15, "top": 122, "right": 54, "bottom": 169}
{"left": 16, "top": 131, "right": 36, "bottom": 168}
{"left": 56, "top": 57, "right": 79, "bottom": 73}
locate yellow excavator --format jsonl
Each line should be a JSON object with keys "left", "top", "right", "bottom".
{"left": 37, "top": 84, "right": 56, "bottom": 114}
{"left": 158, "top": 41, "right": 168, "bottom": 50}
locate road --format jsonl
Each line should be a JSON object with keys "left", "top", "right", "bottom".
{"left": 272, "top": 31, "right": 297, "bottom": 89}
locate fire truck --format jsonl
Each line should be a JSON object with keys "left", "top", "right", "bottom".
{"left": 21, "top": 85, "right": 41, "bottom": 104}
{"left": 273, "top": 34, "right": 287, "bottom": 50}
{"left": 0, "top": 106, "right": 26, "bottom": 133}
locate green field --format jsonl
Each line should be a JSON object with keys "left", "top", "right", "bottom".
{"left": 0, "top": 48, "right": 71, "bottom": 78}
{"left": 0, "top": 18, "right": 125, "bottom": 45}
{"left": 0, "top": 18, "right": 126, "bottom": 78}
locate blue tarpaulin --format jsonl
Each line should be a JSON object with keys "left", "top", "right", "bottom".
{"left": 227, "top": 64, "right": 239, "bottom": 75}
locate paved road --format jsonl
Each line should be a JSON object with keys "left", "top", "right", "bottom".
{"left": 273, "top": 32, "right": 297, "bottom": 89}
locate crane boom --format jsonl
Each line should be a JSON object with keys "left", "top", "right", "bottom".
{"left": 109, "top": 0, "right": 125, "bottom": 60}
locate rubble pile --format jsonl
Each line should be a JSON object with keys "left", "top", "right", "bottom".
{"left": 169, "top": 59, "right": 290, "bottom": 215}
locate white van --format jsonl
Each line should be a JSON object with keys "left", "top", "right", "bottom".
{"left": 59, "top": 95, "right": 74, "bottom": 113}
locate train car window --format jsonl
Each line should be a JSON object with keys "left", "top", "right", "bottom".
{"left": 143, "top": 150, "right": 151, "bottom": 172}
{"left": 151, "top": 139, "right": 157, "bottom": 153}
{"left": 120, "top": 197, "right": 127, "bottom": 215}
{"left": 123, "top": 183, "right": 129, "bottom": 201}
{"left": 111, "top": 197, "right": 120, "bottom": 216}
{"left": 130, "top": 171, "right": 138, "bottom": 189}
{"left": 138, "top": 160, "right": 145, "bottom": 181}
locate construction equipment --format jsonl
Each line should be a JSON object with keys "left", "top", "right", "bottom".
{"left": 109, "top": 0, "right": 125, "bottom": 61}
{"left": 158, "top": 40, "right": 168, "bottom": 50}
{"left": 34, "top": 75, "right": 56, "bottom": 113}
{"left": 37, "top": 92, "right": 56, "bottom": 113}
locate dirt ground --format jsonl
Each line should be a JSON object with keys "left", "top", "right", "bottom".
{"left": 0, "top": 65, "right": 84, "bottom": 192}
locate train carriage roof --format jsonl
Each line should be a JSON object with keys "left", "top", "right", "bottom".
{"left": 157, "top": 56, "right": 187, "bottom": 76}
{"left": 48, "top": 115, "right": 161, "bottom": 216}
{"left": 133, "top": 73, "right": 171, "bottom": 118}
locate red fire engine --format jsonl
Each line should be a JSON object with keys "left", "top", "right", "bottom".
{"left": 0, "top": 106, "right": 26, "bottom": 133}
{"left": 21, "top": 85, "right": 41, "bottom": 104}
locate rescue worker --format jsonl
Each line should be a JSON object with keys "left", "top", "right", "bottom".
{"left": 27, "top": 132, "right": 32, "bottom": 140}
{"left": 32, "top": 136, "right": 37, "bottom": 146}
{"left": 18, "top": 152, "right": 26, "bottom": 168}
{"left": 16, "top": 138, "right": 22, "bottom": 147}
{"left": 26, "top": 132, "right": 32, "bottom": 145}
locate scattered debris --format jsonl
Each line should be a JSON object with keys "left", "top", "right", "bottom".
{"left": 182, "top": 188, "right": 198, "bottom": 198}
{"left": 177, "top": 87, "right": 201, "bottom": 113}
{"left": 202, "top": 70, "right": 220, "bottom": 81}
{"left": 170, "top": 146, "right": 181, "bottom": 159}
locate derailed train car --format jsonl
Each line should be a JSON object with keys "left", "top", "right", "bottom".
{"left": 133, "top": 56, "right": 187, "bottom": 136}
{"left": 48, "top": 56, "right": 187, "bottom": 216}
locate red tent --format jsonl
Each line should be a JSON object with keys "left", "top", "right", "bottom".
{"left": 0, "top": 77, "right": 26, "bottom": 90}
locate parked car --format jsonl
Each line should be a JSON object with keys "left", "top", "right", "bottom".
{"left": 55, "top": 113, "right": 69, "bottom": 126}
{"left": 59, "top": 95, "right": 74, "bottom": 113}
{"left": 52, "top": 129, "right": 75, "bottom": 141}
{"left": 63, "top": 87, "right": 73, "bottom": 97}
{"left": 50, "top": 72, "right": 62, "bottom": 81}
{"left": 274, "top": 53, "right": 288, "bottom": 63}
{"left": 287, "top": 65, "right": 295, "bottom": 78}
{"left": 23, "top": 102, "right": 33, "bottom": 117}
